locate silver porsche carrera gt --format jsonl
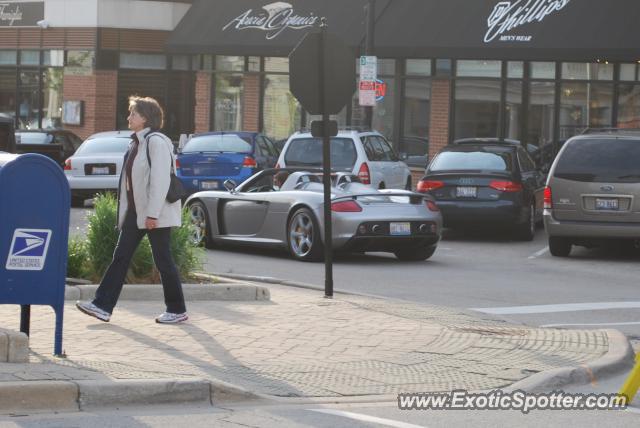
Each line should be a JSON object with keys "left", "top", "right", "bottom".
{"left": 185, "top": 168, "right": 442, "bottom": 261}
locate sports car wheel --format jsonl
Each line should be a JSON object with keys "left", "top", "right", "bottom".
{"left": 394, "top": 244, "right": 436, "bottom": 261}
{"left": 188, "top": 201, "right": 214, "bottom": 249}
{"left": 287, "top": 208, "right": 323, "bottom": 261}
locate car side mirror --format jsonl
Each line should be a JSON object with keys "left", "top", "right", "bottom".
{"left": 224, "top": 179, "right": 238, "bottom": 193}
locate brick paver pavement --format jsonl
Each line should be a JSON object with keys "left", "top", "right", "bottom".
{"left": 0, "top": 283, "right": 609, "bottom": 397}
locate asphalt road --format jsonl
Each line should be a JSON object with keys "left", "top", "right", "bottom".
{"left": 70, "top": 208, "right": 640, "bottom": 342}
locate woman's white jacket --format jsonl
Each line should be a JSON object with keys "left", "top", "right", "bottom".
{"left": 117, "top": 128, "right": 181, "bottom": 230}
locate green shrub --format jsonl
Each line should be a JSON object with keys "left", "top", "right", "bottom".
{"left": 81, "top": 192, "right": 202, "bottom": 283}
{"left": 67, "top": 236, "right": 89, "bottom": 278}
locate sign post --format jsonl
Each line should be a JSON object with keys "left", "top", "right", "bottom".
{"left": 289, "top": 22, "right": 356, "bottom": 298}
{"left": 359, "top": 56, "right": 377, "bottom": 107}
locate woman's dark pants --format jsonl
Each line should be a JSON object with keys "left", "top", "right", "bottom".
{"left": 93, "top": 209, "right": 186, "bottom": 314}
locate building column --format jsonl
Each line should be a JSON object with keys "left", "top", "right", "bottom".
{"left": 194, "top": 71, "right": 212, "bottom": 133}
{"left": 63, "top": 70, "right": 117, "bottom": 140}
{"left": 242, "top": 74, "right": 260, "bottom": 132}
{"left": 429, "top": 78, "right": 451, "bottom": 159}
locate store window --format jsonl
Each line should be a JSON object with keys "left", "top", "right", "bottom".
{"left": 527, "top": 81, "right": 555, "bottom": 167}
{"left": 559, "top": 82, "right": 613, "bottom": 140}
{"left": 504, "top": 81, "right": 522, "bottom": 140}
{"left": 214, "top": 74, "right": 244, "bottom": 131}
{"left": 18, "top": 70, "right": 40, "bottom": 129}
{"left": 119, "top": 53, "right": 166, "bottom": 70}
{"left": 562, "top": 62, "right": 614, "bottom": 80}
{"left": 262, "top": 73, "right": 301, "bottom": 141}
{"left": 20, "top": 51, "right": 40, "bottom": 66}
{"left": 42, "top": 68, "right": 63, "bottom": 128}
{"left": 454, "top": 79, "right": 501, "bottom": 139}
{"left": 530, "top": 62, "right": 555, "bottom": 79}
{"left": 456, "top": 60, "right": 501, "bottom": 78}
{"left": 401, "top": 78, "right": 430, "bottom": 165}
{"left": 620, "top": 64, "right": 638, "bottom": 81}
{"left": 0, "top": 51, "right": 17, "bottom": 66}
{"left": 617, "top": 84, "right": 640, "bottom": 128}
{"left": 216, "top": 56, "right": 244, "bottom": 72}
{"left": 0, "top": 70, "right": 17, "bottom": 122}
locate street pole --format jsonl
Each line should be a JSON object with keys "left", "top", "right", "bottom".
{"left": 364, "top": 0, "right": 375, "bottom": 129}
{"left": 319, "top": 20, "right": 333, "bottom": 298}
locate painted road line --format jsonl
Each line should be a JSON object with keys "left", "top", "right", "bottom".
{"left": 528, "top": 246, "right": 549, "bottom": 259}
{"left": 472, "top": 301, "right": 640, "bottom": 315}
{"left": 541, "top": 321, "right": 640, "bottom": 328}
{"left": 310, "top": 409, "right": 427, "bottom": 428}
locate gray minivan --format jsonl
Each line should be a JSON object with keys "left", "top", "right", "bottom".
{"left": 543, "top": 131, "right": 640, "bottom": 256}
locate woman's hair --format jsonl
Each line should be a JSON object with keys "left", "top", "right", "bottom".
{"left": 128, "top": 96, "right": 164, "bottom": 130}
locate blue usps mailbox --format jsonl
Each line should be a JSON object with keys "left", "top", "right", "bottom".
{"left": 0, "top": 152, "right": 69, "bottom": 356}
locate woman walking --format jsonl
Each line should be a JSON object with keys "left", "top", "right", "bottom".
{"left": 76, "top": 96, "right": 187, "bottom": 324}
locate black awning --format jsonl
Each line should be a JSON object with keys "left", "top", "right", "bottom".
{"left": 373, "top": 0, "right": 640, "bottom": 61}
{"left": 169, "top": 0, "right": 640, "bottom": 62}
{"left": 167, "top": 0, "right": 384, "bottom": 56}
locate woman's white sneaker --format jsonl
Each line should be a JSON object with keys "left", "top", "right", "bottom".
{"left": 76, "top": 301, "right": 111, "bottom": 322}
{"left": 155, "top": 312, "right": 188, "bottom": 324}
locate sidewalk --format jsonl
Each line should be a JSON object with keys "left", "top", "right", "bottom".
{"left": 0, "top": 276, "right": 634, "bottom": 412}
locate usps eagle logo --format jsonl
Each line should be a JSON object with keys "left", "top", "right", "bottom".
{"left": 6, "top": 229, "right": 52, "bottom": 270}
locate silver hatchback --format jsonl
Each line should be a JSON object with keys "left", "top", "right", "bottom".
{"left": 544, "top": 131, "right": 640, "bottom": 256}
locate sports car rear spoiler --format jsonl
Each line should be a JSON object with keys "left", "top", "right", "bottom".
{"left": 331, "top": 192, "right": 432, "bottom": 204}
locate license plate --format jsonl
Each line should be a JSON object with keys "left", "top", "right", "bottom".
{"left": 201, "top": 180, "right": 218, "bottom": 190}
{"left": 456, "top": 186, "right": 477, "bottom": 198}
{"left": 92, "top": 166, "right": 109, "bottom": 175}
{"left": 595, "top": 198, "right": 619, "bottom": 210}
{"left": 390, "top": 222, "right": 411, "bottom": 236}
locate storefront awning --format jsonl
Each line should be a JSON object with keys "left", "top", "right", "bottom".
{"left": 168, "top": 0, "right": 640, "bottom": 62}
{"left": 166, "top": 0, "right": 384, "bottom": 56}
{"left": 372, "top": 0, "right": 640, "bottom": 61}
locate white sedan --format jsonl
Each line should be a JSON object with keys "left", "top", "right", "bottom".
{"left": 64, "top": 130, "right": 131, "bottom": 207}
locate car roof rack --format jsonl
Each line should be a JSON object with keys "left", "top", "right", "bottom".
{"left": 297, "top": 125, "right": 373, "bottom": 134}
{"left": 580, "top": 127, "right": 640, "bottom": 135}
{"left": 452, "top": 138, "right": 521, "bottom": 146}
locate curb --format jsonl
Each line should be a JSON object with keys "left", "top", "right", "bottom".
{"left": 505, "top": 329, "right": 635, "bottom": 393}
{"left": 65, "top": 283, "right": 271, "bottom": 302}
{"left": 0, "top": 328, "right": 28, "bottom": 363}
{"left": 0, "top": 378, "right": 264, "bottom": 413}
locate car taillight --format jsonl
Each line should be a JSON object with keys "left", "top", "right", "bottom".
{"left": 425, "top": 200, "right": 440, "bottom": 212}
{"left": 331, "top": 200, "right": 362, "bottom": 212}
{"left": 63, "top": 159, "right": 71, "bottom": 171}
{"left": 544, "top": 186, "right": 552, "bottom": 209}
{"left": 416, "top": 180, "right": 444, "bottom": 192}
{"left": 242, "top": 156, "right": 257, "bottom": 168}
{"left": 358, "top": 162, "right": 370, "bottom": 184}
{"left": 175, "top": 158, "right": 181, "bottom": 169}
{"left": 489, "top": 180, "right": 523, "bottom": 192}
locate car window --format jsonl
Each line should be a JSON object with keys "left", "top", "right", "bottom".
{"left": 183, "top": 134, "right": 253, "bottom": 154}
{"left": 377, "top": 136, "right": 399, "bottom": 161}
{"left": 256, "top": 136, "right": 276, "bottom": 157}
{"left": 430, "top": 150, "right": 513, "bottom": 172}
{"left": 74, "top": 137, "right": 132, "bottom": 155}
{"left": 362, "top": 137, "right": 379, "bottom": 161}
{"left": 553, "top": 138, "right": 640, "bottom": 183}
{"left": 69, "top": 133, "right": 83, "bottom": 150}
{"left": 263, "top": 136, "right": 278, "bottom": 156}
{"left": 284, "top": 137, "right": 357, "bottom": 169}
{"left": 16, "top": 132, "right": 53, "bottom": 145}
{"left": 55, "top": 134, "right": 75, "bottom": 153}
{"left": 368, "top": 137, "right": 390, "bottom": 161}
{"left": 517, "top": 148, "right": 536, "bottom": 172}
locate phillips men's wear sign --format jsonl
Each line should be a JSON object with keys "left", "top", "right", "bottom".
{"left": 0, "top": 1, "right": 44, "bottom": 27}
{"left": 484, "top": 0, "right": 572, "bottom": 43}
